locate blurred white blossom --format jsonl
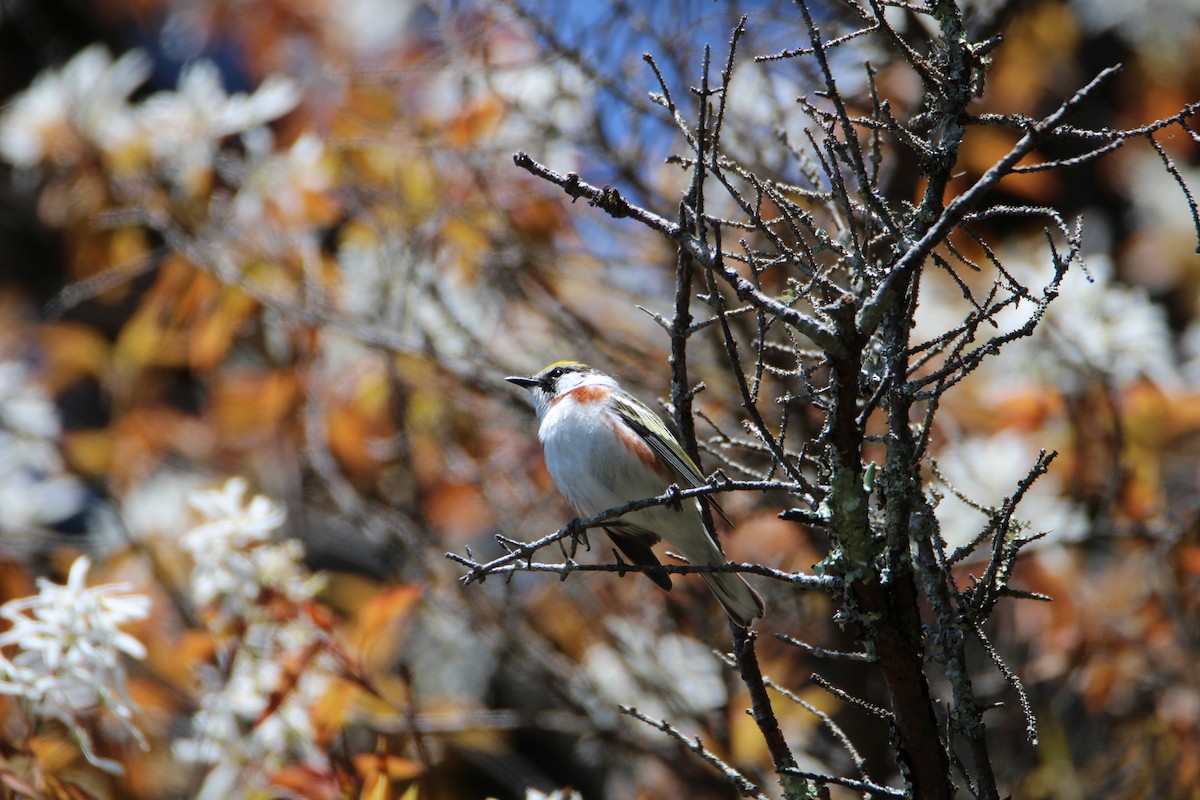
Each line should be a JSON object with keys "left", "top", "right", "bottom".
{"left": 141, "top": 61, "right": 300, "bottom": 145}
{"left": 0, "top": 44, "right": 150, "bottom": 168}
{"left": 0, "top": 438, "right": 85, "bottom": 535}
{"left": 326, "top": 0, "right": 423, "bottom": 57}
{"left": 186, "top": 477, "right": 287, "bottom": 551}
{"left": 1126, "top": 153, "right": 1200, "bottom": 242}
{"left": 1071, "top": 0, "right": 1200, "bottom": 58}
{"left": 173, "top": 619, "right": 331, "bottom": 799}
{"left": 524, "top": 789, "right": 583, "bottom": 800}
{"left": 0, "top": 361, "right": 61, "bottom": 438}
{"left": 933, "top": 431, "right": 1087, "bottom": 552}
{"left": 914, "top": 250, "right": 1178, "bottom": 395}
{"left": 231, "top": 131, "right": 335, "bottom": 235}
{"left": 1027, "top": 255, "right": 1179, "bottom": 392}
{"left": 335, "top": 230, "right": 412, "bottom": 321}
{"left": 0, "top": 555, "right": 150, "bottom": 773}
{"left": 183, "top": 477, "right": 323, "bottom": 622}
{"left": 177, "top": 478, "right": 331, "bottom": 797}
{"left": 582, "top": 618, "right": 727, "bottom": 725}
{"left": 117, "top": 470, "right": 213, "bottom": 543}
{"left": 485, "top": 48, "right": 589, "bottom": 170}
{"left": 0, "top": 43, "right": 304, "bottom": 198}
{"left": 332, "top": 224, "right": 501, "bottom": 366}
{"left": 1181, "top": 318, "right": 1200, "bottom": 387}
{"left": 0, "top": 359, "right": 86, "bottom": 540}
{"left": 1120, "top": 152, "right": 1200, "bottom": 302}
{"left": 139, "top": 60, "right": 300, "bottom": 193}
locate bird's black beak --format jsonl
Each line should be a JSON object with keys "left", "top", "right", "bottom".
{"left": 505, "top": 375, "right": 540, "bottom": 389}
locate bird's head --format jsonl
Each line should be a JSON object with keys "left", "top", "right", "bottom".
{"left": 505, "top": 361, "right": 616, "bottom": 417}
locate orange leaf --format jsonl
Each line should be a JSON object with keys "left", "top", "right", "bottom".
{"left": 421, "top": 481, "right": 494, "bottom": 543}
{"left": 729, "top": 695, "right": 772, "bottom": 768}
{"left": 353, "top": 752, "right": 424, "bottom": 784}
{"left": 508, "top": 196, "right": 565, "bottom": 241}
{"left": 27, "top": 736, "right": 79, "bottom": 774}
{"left": 111, "top": 255, "right": 199, "bottom": 369}
{"left": 321, "top": 572, "right": 385, "bottom": 616}
{"left": 959, "top": 126, "right": 1060, "bottom": 200}
{"left": 327, "top": 407, "right": 384, "bottom": 478}
{"left": 310, "top": 678, "right": 363, "bottom": 743}
{"left": 148, "top": 629, "right": 217, "bottom": 687}
{"left": 108, "top": 408, "right": 211, "bottom": 485}
{"left": 345, "top": 585, "right": 422, "bottom": 674}
{"left": 1178, "top": 546, "right": 1200, "bottom": 576}
{"left": 188, "top": 285, "right": 259, "bottom": 373}
{"left": 114, "top": 294, "right": 189, "bottom": 368}
{"left": 109, "top": 226, "right": 151, "bottom": 271}
{"left": 209, "top": 369, "right": 299, "bottom": 439}
{"left": 446, "top": 96, "right": 503, "bottom": 147}
{"left": 359, "top": 772, "right": 390, "bottom": 800}
{"left": 39, "top": 322, "right": 111, "bottom": 392}
{"left": 35, "top": 772, "right": 94, "bottom": 800}
{"left": 270, "top": 764, "right": 344, "bottom": 800}
{"left": 0, "top": 560, "right": 37, "bottom": 604}
{"left": 125, "top": 674, "right": 180, "bottom": 720}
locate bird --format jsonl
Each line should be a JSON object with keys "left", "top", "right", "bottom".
{"left": 506, "top": 361, "right": 764, "bottom": 627}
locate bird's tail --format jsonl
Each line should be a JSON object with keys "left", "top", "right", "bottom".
{"left": 700, "top": 571, "right": 765, "bottom": 628}
{"left": 639, "top": 503, "right": 765, "bottom": 626}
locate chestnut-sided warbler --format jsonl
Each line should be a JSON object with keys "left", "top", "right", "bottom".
{"left": 506, "top": 361, "right": 764, "bottom": 627}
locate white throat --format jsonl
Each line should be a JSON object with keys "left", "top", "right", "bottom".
{"left": 533, "top": 371, "right": 618, "bottom": 419}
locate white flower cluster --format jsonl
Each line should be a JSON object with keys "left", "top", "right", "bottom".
{"left": 181, "top": 477, "right": 324, "bottom": 625}
{"left": 0, "top": 555, "right": 151, "bottom": 773}
{"left": 914, "top": 247, "right": 1179, "bottom": 396}
{"left": 140, "top": 60, "right": 300, "bottom": 194}
{"left": 176, "top": 478, "right": 330, "bottom": 799}
{"left": 173, "top": 619, "right": 331, "bottom": 800}
{"left": 0, "top": 44, "right": 300, "bottom": 194}
{"left": 0, "top": 359, "right": 86, "bottom": 543}
{"left": 1029, "top": 255, "right": 1179, "bottom": 392}
{"left": 230, "top": 132, "right": 334, "bottom": 243}
{"left": 0, "top": 45, "right": 150, "bottom": 168}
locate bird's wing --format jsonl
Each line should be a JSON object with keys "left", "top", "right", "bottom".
{"left": 610, "top": 393, "right": 734, "bottom": 529}
{"left": 603, "top": 525, "right": 672, "bottom": 591}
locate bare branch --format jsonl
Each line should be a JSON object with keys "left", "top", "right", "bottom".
{"left": 773, "top": 633, "right": 875, "bottom": 662}
{"left": 1146, "top": 134, "right": 1200, "bottom": 253}
{"left": 856, "top": 65, "right": 1123, "bottom": 339}
{"left": 446, "top": 554, "right": 836, "bottom": 588}
{"left": 449, "top": 478, "right": 810, "bottom": 584}
{"left": 512, "top": 151, "right": 849, "bottom": 356}
{"left": 619, "top": 706, "right": 766, "bottom": 798}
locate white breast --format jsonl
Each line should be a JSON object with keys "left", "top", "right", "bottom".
{"left": 538, "top": 395, "right": 663, "bottom": 517}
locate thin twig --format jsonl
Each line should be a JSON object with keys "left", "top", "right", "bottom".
{"left": 446, "top": 555, "right": 836, "bottom": 588}
{"left": 449, "top": 479, "right": 811, "bottom": 584}
{"left": 773, "top": 633, "right": 874, "bottom": 662}
{"left": 856, "top": 65, "right": 1122, "bottom": 339}
{"left": 619, "top": 705, "right": 766, "bottom": 798}
{"left": 511, "top": 151, "right": 848, "bottom": 357}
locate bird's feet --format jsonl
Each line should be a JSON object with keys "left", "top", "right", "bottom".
{"left": 559, "top": 517, "right": 591, "bottom": 558}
